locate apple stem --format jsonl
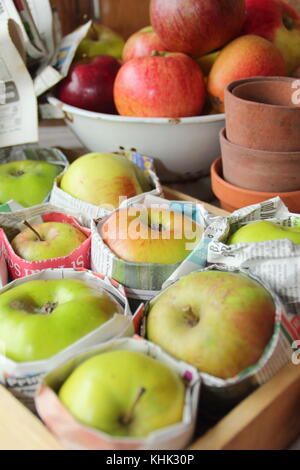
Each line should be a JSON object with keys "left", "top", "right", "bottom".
{"left": 151, "top": 50, "right": 160, "bottom": 57}
{"left": 23, "top": 220, "right": 43, "bottom": 242}
{"left": 120, "top": 387, "right": 146, "bottom": 426}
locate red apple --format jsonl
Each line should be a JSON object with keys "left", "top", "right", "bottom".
{"left": 150, "top": 0, "right": 246, "bottom": 57}
{"left": 242, "top": 0, "right": 300, "bottom": 73}
{"left": 114, "top": 52, "right": 206, "bottom": 118}
{"left": 122, "top": 26, "right": 168, "bottom": 62}
{"left": 56, "top": 55, "right": 121, "bottom": 114}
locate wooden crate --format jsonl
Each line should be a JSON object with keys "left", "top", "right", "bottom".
{"left": 0, "top": 188, "right": 300, "bottom": 450}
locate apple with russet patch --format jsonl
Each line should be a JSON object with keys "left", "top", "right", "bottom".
{"left": 122, "top": 26, "right": 168, "bottom": 62}
{"left": 60, "top": 152, "right": 152, "bottom": 209}
{"left": 11, "top": 221, "right": 88, "bottom": 261}
{"left": 101, "top": 207, "right": 203, "bottom": 264}
{"left": 0, "top": 278, "right": 122, "bottom": 362}
{"left": 146, "top": 270, "right": 276, "bottom": 379}
{"left": 228, "top": 220, "right": 300, "bottom": 245}
{"left": 56, "top": 55, "right": 121, "bottom": 114}
{"left": 114, "top": 52, "right": 206, "bottom": 118}
{"left": 58, "top": 350, "right": 185, "bottom": 438}
{"left": 0, "top": 160, "right": 61, "bottom": 208}
{"left": 75, "top": 23, "right": 125, "bottom": 61}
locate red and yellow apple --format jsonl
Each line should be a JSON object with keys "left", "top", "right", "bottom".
{"left": 150, "top": 0, "right": 246, "bottom": 57}
{"left": 11, "top": 222, "right": 87, "bottom": 261}
{"left": 114, "top": 52, "right": 206, "bottom": 118}
{"left": 122, "top": 26, "right": 168, "bottom": 62}
{"left": 147, "top": 270, "right": 276, "bottom": 379}
{"left": 208, "top": 34, "right": 286, "bottom": 111}
{"left": 101, "top": 207, "right": 203, "bottom": 264}
{"left": 242, "top": 0, "right": 300, "bottom": 73}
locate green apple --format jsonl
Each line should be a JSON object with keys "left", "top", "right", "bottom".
{"left": 60, "top": 152, "right": 152, "bottom": 209}
{"left": 75, "top": 24, "right": 124, "bottom": 61}
{"left": 0, "top": 160, "right": 61, "bottom": 208}
{"left": 0, "top": 278, "right": 121, "bottom": 362}
{"left": 197, "top": 50, "right": 221, "bottom": 76}
{"left": 101, "top": 207, "right": 203, "bottom": 263}
{"left": 228, "top": 221, "right": 300, "bottom": 245}
{"left": 147, "top": 270, "right": 275, "bottom": 379}
{"left": 11, "top": 222, "right": 87, "bottom": 261}
{"left": 58, "top": 350, "right": 185, "bottom": 438}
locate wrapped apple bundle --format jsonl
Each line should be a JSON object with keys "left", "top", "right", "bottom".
{"left": 200, "top": 197, "right": 300, "bottom": 320}
{"left": 0, "top": 203, "right": 92, "bottom": 280}
{"left": 50, "top": 151, "right": 161, "bottom": 219}
{"left": 35, "top": 337, "right": 200, "bottom": 450}
{"left": 0, "top": 268, "right": 137, "bottom": 408}
{"left": 91, "top": 195, "right": 207, "bottom": 303}
{"left": 0, "top": 146, "right": 68, "bottom": 209}
{"left": 142, "top": 266, "right": 297, "bottom": 407}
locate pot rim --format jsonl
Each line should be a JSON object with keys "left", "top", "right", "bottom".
{"left": 226, "top": 76, "right": 300, "bottom": 111}
{"left": 48, "top": 95, "right": 225, "bottom": 125}
{"left": 211, "top": 157, "right": 300, "bottom": 197}
{"left": 220, "top": 128, "right": 300, "bottom": 157}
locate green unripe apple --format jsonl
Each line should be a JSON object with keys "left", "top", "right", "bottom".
{"left": 228, "top": 221, "right": 300, "bottom": 245}
{"left": 0, "top": 279, "right": 121, "bottom": 362}
{"left": 60, "top": 152, "right": 152, "bottom": 208}
{"left": 58, "top": 350, "right": 185, "bottom": 438}
{"left": 0, "top": 160, "right": 61, "bottom": 208}
{"left": 147, "top": 270, "right": 275, "bottom": 379}
{"left": 75, "top": 24, "right": 125, "bottom": 61}
{"left": 11, "top": 222, "right": 87, "bottom": 261}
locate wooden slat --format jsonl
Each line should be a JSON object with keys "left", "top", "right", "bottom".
{"left": 0, "top": 386, "right": 63, "bottom": 450}
{"left": 190, "top": 363, "right": 300, "bottom": 450}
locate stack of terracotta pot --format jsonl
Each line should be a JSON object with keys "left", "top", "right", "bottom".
{"left": 211, "top": 77, "right": 300, "bottom": 212}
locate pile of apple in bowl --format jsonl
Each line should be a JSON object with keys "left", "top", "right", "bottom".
{"left": 50, "top": 0, "right": 300, "bottom": 181}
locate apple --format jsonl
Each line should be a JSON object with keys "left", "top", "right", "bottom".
{"left": 228, "top": 220, "right": 300, "bottom": 245}
{"left": 242, "top": 0, "right": 300, "bottom": 73}
{"left": 197, "top": 50, "right": 221, "bottom": 76}
{"left": 75, "top": 24, "right": 124, "bottom": 61}
{"left": 56, "top": 55, "right": 121, "bottom": 114}
{"left": 101, "top": 207, "right": 203, "bottom": 264}
{"left": 60, "top": 152, "right": 152, "bottom": 209}
{"left": 114, "top": 52, "right": 206, "bottom": 118}
{"left": 208, "top": 35, "right": 286, "bottom": 112}
{"left": 150, "top": 0, "right": 246, "bottom": 57}
{"left": 58, "top": 350, "right": 185, "bottom": 438}
{"left": 147, "top": 270, "right": 275, "bottom": 379}
{"left": 0, "top": 278, "right": 122, "bottom": 362}
{"left": 122, "top": 26, "right": 168, "bottom": 62}
{"left": 0, "top": 160, "right": 61, "bottom": 208}
{"left": 11, "top": 221, "right": 87, "bottom": 261}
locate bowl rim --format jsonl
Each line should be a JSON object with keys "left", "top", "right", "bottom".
{"left": 226, "top": 76, "right": 300, "bottom": 111}
{"left": 220, "top": 127, "right": 300, "bottom": 156}
{"left": 48, "top": 95, "right": 225, "bottom": 125}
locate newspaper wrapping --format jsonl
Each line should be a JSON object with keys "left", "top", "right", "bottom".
{"left": 35, "top": 336, "right": 200, "bottom": 450}
{"left": 0, "top": 268, "right": 139, "bottom": 409}
{"left": 91, "top": 194, "right": 210, "bottom": 302}
{"left": 50, "top": 152, "right": 162, "bottom": 220}
{"left": 139, "top": 265, "right": 298, "bottom": 407}
{"left": 0, "top": 18, "right": 38, "bottom": 147}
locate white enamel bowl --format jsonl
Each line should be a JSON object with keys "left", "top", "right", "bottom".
{"left": 48, "top": 96, "right": 225, "bottom": 183}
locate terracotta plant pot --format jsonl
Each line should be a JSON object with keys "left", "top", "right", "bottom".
{"left": 211, "top": 158, "right": 300, "bottom": 213}
{"left": 225, "top": 77, "right": 300, "bottom": 152}
{"left": 220, "top": 128, "right": 300, "bottom": 192}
